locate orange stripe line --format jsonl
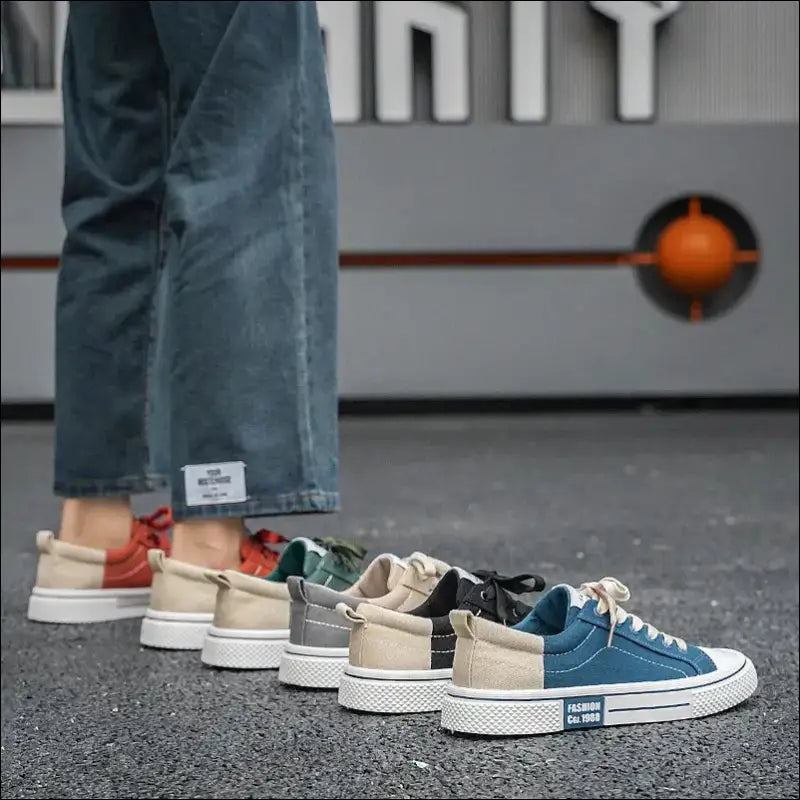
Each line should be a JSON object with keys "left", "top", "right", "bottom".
{"left": 630, "top": 252, "right": 658, "bottom": 264}
{"left": 0, "top": 250, "right": 761, "bottom": 270}
{"left": 1, "top": 256, "right": 61, "bottom": 269}
{"left": 2, "top": 252, "right": 639, "bottom": 270}
{"left": 340, "top": 252, "right": 634, "bottom": 267}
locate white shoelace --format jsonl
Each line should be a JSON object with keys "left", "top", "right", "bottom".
{"left": 407, "top": 551, "right": 450, "bottom": 579}
{"left": 579, "top": 577, "right": 687, "bottom": 651}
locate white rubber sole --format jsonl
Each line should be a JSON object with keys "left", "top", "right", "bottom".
{"left": 338, "top": 666, "right": 452, "bottom": 713}
{"left": 441, "top": 654, "right": 758, "bottom": 737}
{"left": 139, "top": 609, "right": 213, "bottom": 650}
{"left": 27, "top": 587, "right": 151, "bottom": 624}
{"left": 278, "top": 644, "right": 349, "bottom": 688}
{"left": 201, "top": 626, "right": 289, "bottom": 669}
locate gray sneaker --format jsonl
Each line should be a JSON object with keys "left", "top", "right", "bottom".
{"left": 278, "top": 551, "right": 449, "bottom": 688}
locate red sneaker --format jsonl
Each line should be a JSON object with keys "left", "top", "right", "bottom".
{"left": 239, "top": 529, "right": 287, "bottom": 576}
{"left": 27, "top": 507, "right": 173, "bottom": 624}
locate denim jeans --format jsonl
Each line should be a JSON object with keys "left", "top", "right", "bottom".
{"left": 54, "top": 1, "right": 339, "bottom": 520}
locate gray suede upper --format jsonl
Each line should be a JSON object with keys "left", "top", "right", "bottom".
{"left": 287, "top": 577, "right": 360, "bottom": 647}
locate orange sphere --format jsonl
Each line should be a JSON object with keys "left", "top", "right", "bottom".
{"left": 656, "top": 212, "right": 737, "bottom": 296}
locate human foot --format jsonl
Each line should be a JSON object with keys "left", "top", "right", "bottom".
{"left": 138, "top": 525, "right": 290, "bottom": 651}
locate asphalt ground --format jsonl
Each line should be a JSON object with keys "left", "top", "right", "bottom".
{"left": 2, "top": 413, "right": 798, "bottom": 799}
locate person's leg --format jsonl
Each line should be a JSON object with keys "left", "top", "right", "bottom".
{"left": 135, "top": 0, "right": 341, "bottom": 648}
{"left": 150, "top": 1, "right": 339, "bottom": 531}
{"left": 54, "top": 0, "right": 168, "bottom": 548}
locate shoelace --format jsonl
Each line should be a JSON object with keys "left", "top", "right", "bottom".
{"left": 314, "top": 537, "right": 367, "bottom": 573}
{"left": 133, "top": 506, "right": 172, "bottom": 552}
{"left": 251, "top": 529, "right": 288, "bottom": 567}
{"left": 473, "top": 570, "right": 546, "bottom": 624}
{"left": 406, "top": 551, "right": 450, "bottom": 580}
{"left": 580, "top": 577, "right": 687, "bottom": 651}
{"left": 142, "top": 507, "right": 173, "bottom": 531}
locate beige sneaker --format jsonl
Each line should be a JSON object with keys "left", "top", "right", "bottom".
{"left": 200, "top": 537, "right": 367, "bottom": 670}
{"left": 139, "top": 551, "right": 218, "bottom": 650}
{"left": 200, "top": 570, "right": 294, "bottom": 668}
{"left": 277, "top": 552, "right": 451, "bottom": 688}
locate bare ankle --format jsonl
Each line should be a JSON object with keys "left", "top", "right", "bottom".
{"left": 60, "top": 498, "right": 133, "bottom": 549}
{"left": 171, "top": 518, "right": 246, "bottom": 570}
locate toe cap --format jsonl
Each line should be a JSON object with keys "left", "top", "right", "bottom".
{"left": 699, "top": 646, "right": 748, "bottom": 675}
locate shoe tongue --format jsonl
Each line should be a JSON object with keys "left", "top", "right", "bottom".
{"left": 266, "top": 537, "right": 326, "bottom": 581}
{"left": 386, "top": 556, "right": 409, "bottom": 590}
{"left": 301, "top": 540, "right": 327, "bottom": 577}
{"left": 409, "top": 567, "right": 473, "bottom": 616}
{"left": 531, "top": 584, "right": 586, "bottom": 633}
{"left": 455, "top": 570, "right": 481, "bottom": 605}
{"left": 356, "top": 553, "right": 406, "bottom": 593}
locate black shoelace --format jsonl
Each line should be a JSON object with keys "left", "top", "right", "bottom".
{"left": 472, "top": 570, "right": 546, "bottom": 624}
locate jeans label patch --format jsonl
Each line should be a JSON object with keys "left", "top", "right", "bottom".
{"left": 183, "top": 461, "right": 247, "bottom": 506}
{"left": 564, "top": 696, "right": 604, "bottom": 730}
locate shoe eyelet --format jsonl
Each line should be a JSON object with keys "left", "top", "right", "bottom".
{"left": 593, "top": 606, "right": 603, "bottom": 617}
{"left": 480, "top": 590, "right": 489, "bottom": 601}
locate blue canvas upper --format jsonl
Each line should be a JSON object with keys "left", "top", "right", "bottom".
{"left": 513, "top": 584, "right": 717, "bottom": 688}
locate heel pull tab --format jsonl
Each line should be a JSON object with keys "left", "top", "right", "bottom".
{"left": 337, "top": 602, "right": 366, "bottom": 624}
{"left": 147, "top": 549, "right": 166, "bottom": 573}
{"left": 286, "top": 576, "right": 308, "bottom": 603}
{"left": 204, "top": 571, "right": 233, "bottom": 590}
{"left": 450, "top": 609, "right": 477, "bottom": 639}
{"left": 35, "top": 530, "right": 55, "bottom": 555}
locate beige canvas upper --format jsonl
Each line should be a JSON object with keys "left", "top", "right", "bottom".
{"left": 450, "top": 609, "right": 545, "bottom": 691}
{"left": 340, "top": 602, "right": 434, "bottom": 670}
{"left": 344, "top": 551, "right": 449, "bottom": 612}
{"left": 343, "top": 556, "right": 407, "bottom": 600}
{"left": 208, "top": 570, "right": 290, "bottom": 630}
{"left": 34, "top": 530, "right": 105, "bottom": 590}
{"left": 147, "top": 550, "right": 218, "bottom": 614}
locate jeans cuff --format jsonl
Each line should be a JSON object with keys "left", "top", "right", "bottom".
{"left": 170, "top": 490, "right": 341, "bottom": 521}
{"left": 54, "top": 474, "right": 169, "bottom": 497}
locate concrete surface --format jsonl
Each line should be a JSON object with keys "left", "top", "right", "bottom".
{"left": 1, "top": 413, "right": 798, "bottom": 799}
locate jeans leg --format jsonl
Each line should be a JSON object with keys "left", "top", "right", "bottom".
{"left": 148, "top": 1, "right": 339, "bottom": 520}
{"left": 54, "top": 1, "right": 169, "bottom": 497}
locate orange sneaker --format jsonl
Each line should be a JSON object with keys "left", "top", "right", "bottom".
{"left": 27, "top": 507, "right": 173, "bottom": 624}
{"left": 139, "top": 528, "right": 288, "bottom": 650}
{"left": 239, "top": 529, "right": 287, "bottom": 577}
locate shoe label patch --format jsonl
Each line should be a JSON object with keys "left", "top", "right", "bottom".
{"left": 564, "top": 696, "right": 604, "bottom": 729}
{"left": 183, "top": 461, "right": 247, "bottom": 506}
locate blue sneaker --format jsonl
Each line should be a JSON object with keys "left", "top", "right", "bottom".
{"left": 442, "top": 577, "right": 757, "bottom": 736}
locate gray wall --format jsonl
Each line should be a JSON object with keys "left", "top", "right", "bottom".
{"left": 2, "top": 1, "right": 798, "bottom": 401}
{"left": 2, "top": 0, "right": 56, "bottom": 88}
{"left": 467, "top": 0, "right": 799, "bottom": 123}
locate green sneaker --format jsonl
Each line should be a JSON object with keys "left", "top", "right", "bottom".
{"left": 266, "top": 537, "right": 365, "bottom": 590}
{"left": 201, "top": 537, "right": 365, "bottom": 670}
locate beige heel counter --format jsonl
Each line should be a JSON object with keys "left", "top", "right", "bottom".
{"left": 147, "top": 557, "right": 217, "bottom": 614}
{"left": 450, "top": 610, "right": 545, "bottom": 691}
{"left": 450, "top": 610, "right": 478, "bottom": 687}
{"left": 34, "top": 532, "right": 105, "bottom": 590}
{"left": 209, "top": 572, "right": 289, "bottom": 630}
{"left": 342, "top": 604, "right": 432, "bottom": 670}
